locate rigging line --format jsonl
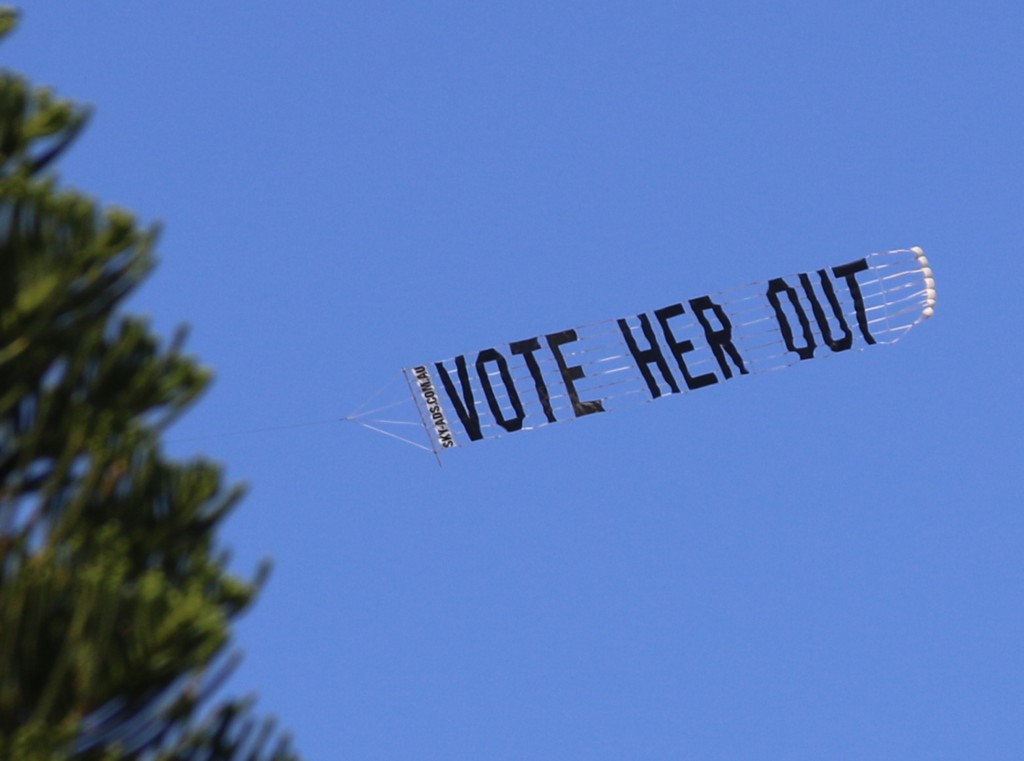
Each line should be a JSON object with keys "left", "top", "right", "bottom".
{"left": 343, "top": 397, "right": 413, "bottom": 420}
{"left": 360, "top": 419, "right": 423, "bottom": 426}
{"left": 349, "top": 420, "right": 435, "bottom": 453}
{"left": 169, "top": 419, "right": 337, "bottom": 444}
{"left": 346, "top": 380, "right": 396, "bottom": 419}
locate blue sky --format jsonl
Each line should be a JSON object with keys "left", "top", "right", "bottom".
{"left": 6, "top": 2, "right": 1023, "bottom": 758}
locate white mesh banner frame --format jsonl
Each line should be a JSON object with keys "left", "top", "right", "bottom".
{"left": 405, "top": 247, "right": 937, "bottom": 452}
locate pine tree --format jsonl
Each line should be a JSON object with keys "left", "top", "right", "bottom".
{"left": 0, "top": 10, "right": 299, "bottom": 759}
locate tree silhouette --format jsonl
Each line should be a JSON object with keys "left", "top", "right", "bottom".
{"left": 0, "top": 9, "right": 298, "bottom": 759}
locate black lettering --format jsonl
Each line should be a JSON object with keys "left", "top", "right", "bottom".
{"left": 654, "top": 303, "right": 717, "bottom": 390}
{"left": 800, "top": 270, "right": 853, "bottom": 352}
{"left": 510, "top": 337, "right": 557, "bottom": 423}
{"left": 413, "top": 365, "right": 458, "bottom": 448}
{"left": 688, "top": 296, "right": 748, "bottom": 379}
{"left": 766, "top": 277, "right": 816, "bottom": 360}
{"left": 617, "top": 313, "right": 679, "bottom": 399}
{"left": 545, "top": 330, "right": 605, "bottom": 417}
{"left": 831, "top": 258, "right": 876, "bottom": 345}
{"left": 434, "top": 355, "right": 483, "bottom": 441}
{"left": 475, "top": 348, "right": 526, "bottom": 433}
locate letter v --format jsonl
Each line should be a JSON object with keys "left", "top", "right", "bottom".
{"left": 434, "top": 356, "right": 483, "bottom": 441}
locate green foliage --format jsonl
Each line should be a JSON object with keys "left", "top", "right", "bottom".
{"left": 0, "top": 12, "right": 297, "bottom": 760}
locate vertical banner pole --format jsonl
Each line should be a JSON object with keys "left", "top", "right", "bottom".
{"left": 402, "top": 367, "right": 444, "bottom": 468}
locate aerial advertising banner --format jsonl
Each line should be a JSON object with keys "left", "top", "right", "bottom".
{"left": 400, "top": 248, "right": 936, "bottom": 454}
